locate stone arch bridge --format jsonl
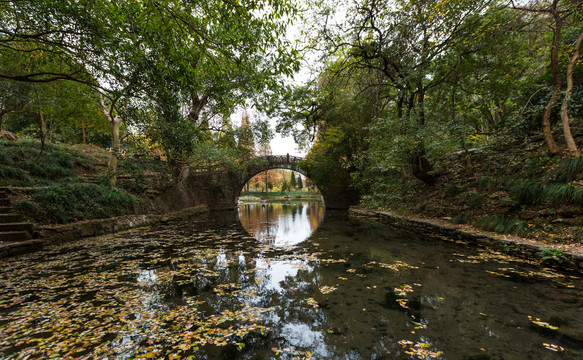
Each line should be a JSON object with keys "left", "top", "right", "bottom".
{"left": 156, "top": 155, "right": 358, "bottom": 211}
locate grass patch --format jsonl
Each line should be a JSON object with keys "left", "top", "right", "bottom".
{"left": 451, "top": 214, "right": 471, "bottom": 224}
{"left": 544, "top": 184, "right": 575, "bottom": 205}
{"left": 240, "top": 191, "right": 321, "bottom": 199}
{"left": 0, "top": 165, "right": 31, "bottom": 180}
{"left": 474, "top": 215, "right": 527, "bottom": 236}
{"left": 553, "top": 156, "right": 583, "bottom": 183}
{"left": 468, "top": 192, "right": 486, "bottom": 209}
{"left": 509, "top": 181, "right": 543, "bottom": 205}
{"left": 444, "top": 183, "right": 467, "bottom": 196}
{"left": 476, "top": 176, "right": 494, "bottom": 191}
{"left": 238, "top": 195, "right": 262, "bottom": 202}
{"left": 24, "top": 159, "right": 75, "bottom": 179}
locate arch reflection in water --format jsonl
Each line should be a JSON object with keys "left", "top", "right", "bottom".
{"left": 238, "top": 201, "right": 324, "bottom": 246}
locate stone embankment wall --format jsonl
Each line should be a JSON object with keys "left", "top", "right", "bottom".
{"left": 350, "top": 208, "right": 583, "bottom": 273}
{"left": 36, "top": 205, "right": 209, "bottom": 245}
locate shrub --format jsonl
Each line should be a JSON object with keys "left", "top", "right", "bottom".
{"left": 14, "top": 199, "right": 41, "bottom": 219}
{"left": 24, "top": 159, "right": 75, "bottom": 179}
{"left": 30, "top": 183, "right": 136, "bottom": 224}
{"left": 544, "top": 184, "right": 575, "bottom": 205}
{"left": 557, "top": 156, "right": 583, "bottom": 182}
{"left": 451, "top": 214, "right": 471, "bottom": 224}
{"left": 0, "top": 165, "right": 29, "bottom": 180}
{"left": 476, "top": 176, "right": 494, "bottom": 191}
{"left": 474, "top": 215, "right": 527, "bottom": 236}
{"left": 468, "top": 192, "right": 486, "bottom": 209}
{"left": 444, "top": 183, "right": 466, "bottom": 196}
{"left": 509, "top": 181, "right": 543, "bottom": 205}
{"left": 540, "top": 247, "right": 564, "bottom": 263}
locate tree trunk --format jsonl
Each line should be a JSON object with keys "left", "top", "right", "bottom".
{"left": 188, "top": 94, "right": 209, "bottom": 125}
{"left": 99, "top": 93, "right": 122, "bottom": 186}
{"left": 82, "top": 119, "right": 86, "bottom": 144}
{"left": 410, "top": 145, "right": 437, "bottom": 186}
{"left": 35, "top": 89, "right": 47, "bottom": 159}
{"left": 542, "top": 1, "right": 562, "bottom": 155}
{"left": 37, "top": 108, "right": 47, "bottom": 159}
{"left": 108, "top": 117, "right": 121, "bottom": 186}
{"left": 559, "top": 29, "right": 583, "bottom": 156}
{"left": 409, "top": 85, "right": 438, "bottom": 185}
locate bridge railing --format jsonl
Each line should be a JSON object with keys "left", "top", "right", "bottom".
{"left": 188, "top": 155, "right": 304, "bottom": 173}
{"left": 266, "top": 155, "right": 303, "bottom": 164}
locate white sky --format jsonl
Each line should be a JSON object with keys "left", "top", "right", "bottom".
{"left": 229, "top": 2, "right": 325, "bottom": 158}
{"left": 230, "top": 106, "right": 306, "bottom": 157}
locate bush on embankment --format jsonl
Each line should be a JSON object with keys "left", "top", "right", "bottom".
{"left": 0, "top": 138, "right": 168, "bottom": 225}
{"left": 0, "top": 139, "right": 95, "bottom": 186}
{"left": 15, "top": 183, "right": 136, "bottom": 224}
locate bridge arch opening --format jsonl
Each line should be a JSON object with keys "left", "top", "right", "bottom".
{"left": 236, "top": 169, "right": 323, "bottom": 204}
{"left": 236, "top": 168, "right": 325, "bottom": 246}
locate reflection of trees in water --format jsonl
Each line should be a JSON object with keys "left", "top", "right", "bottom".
{"left": 238, "top": 202, "right": 324, "bottom": 245}
{"left": 307, "top": 202, "right": 324, "bottom": 233}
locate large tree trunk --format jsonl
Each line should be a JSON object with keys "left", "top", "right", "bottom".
{"left": 99, "top": 93, "right": 122, "bottom": 186}
{"left": 108, "top": 116, "right": 121, "bottom": 185}
{"left": 81, "top": 119, "right": 86, "bottom": 144}
{"left": 34, "top": 89, "right": 47, "bottom": 159}
{"left": 542, "top": 1, "right": 562, "bottom": 155}
{"left": 188, "top": 94, "right": 209, "bottom": 125}
{"left": 410, "top": 145, "right": 437, "bottom": 186}
{"left": 409, "top": 86, "right": 438, "bottom": 185}
{"left": 559, "top": 29, "right": 583, "bottom": 156}
{"left": 36, "top": 108, "right": 47, "bottom": 159}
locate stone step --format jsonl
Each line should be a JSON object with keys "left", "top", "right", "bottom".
{"left": 0, "top": 207, "right": 12, "bottom": 214}
{"left": 0, "top": 214, "right": 22, "bottom": 223}
{"left": 0, "top": 231, "right": 32, "bottom": 242}
{"left": 0, "top": 239, "right": 43, "bottom": 258}
{"left": 0, "top": 222, "right": 33, "bottom": 233}
{"left": 0, "top": 199, "right": 10, "bottom": 206}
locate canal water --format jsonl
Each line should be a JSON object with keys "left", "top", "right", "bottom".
{"left": 0, "top": 201, "right": 582, "bottom": 359}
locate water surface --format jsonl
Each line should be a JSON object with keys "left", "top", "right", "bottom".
{"left": 0, "top": 202, "right": 581, "bottom": 359}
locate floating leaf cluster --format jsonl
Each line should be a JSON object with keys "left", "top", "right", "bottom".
{"left": 319, "top": 286, "right": 337, "bottom": 294}
{"left": 528, "top": 315, "right": 558, "bottom": 330}
{"left": 398, "top": 340, "right": 443, "bottom": 358}
{"left": 366, "top": 260, "right": 419, "bottom": 271}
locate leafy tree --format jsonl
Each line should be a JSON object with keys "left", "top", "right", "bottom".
{"left": 1, "top": 0, "right": 301, "bottom": 181}
{"left": 290, "top": 172, "right": 297, "bottom": 189}
{"left": 511, "top": 0, "right": 583, "bottom": 155}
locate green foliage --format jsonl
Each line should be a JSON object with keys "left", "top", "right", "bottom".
{"left": 509, "top": 181, "right": 544, "bottom": 205}
{"left": 444, "top": 183, "right": 467, "bottom": 196}
{"left": 474, "top": 215, "right": 528, "bottom": 237}
{"left": 240, "top": 191, "right": 320, "bottom": 199}
{"left": 0, "top": 139, "right": 95, "bottom": 185}
{"left": 549, "top": 156, "right": 583, "bottom": 184}
{"left": 509, "top": 180, "right": 583, "bottom": 206}
{"left": 14, "top": 199, "right": 41, "bottom": 219}
{"left": 281, "top": 179, "right": 289, "bottom": 192}
{"left": 544, "top": 184, "right": 575, "bottom": 205}
{"left": 0, "top": 165, "right": 32, "bottom": 184}
{"left": 468, "top": 192, "right": 486, "bottom": 209}
{"left": 540, "top": 247, "right": 564, "bottom": 263}
{"left": 24, "top": 159, "right": 74, "bottom": 179}
{"left": 27, "top": 183, "right": 135, "bottom": 224}
{"left": 476, "top": 176, "right": 494, "bottom": 191}
{"left": 451, "top": 214, "right": 471, "bottom": 224}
